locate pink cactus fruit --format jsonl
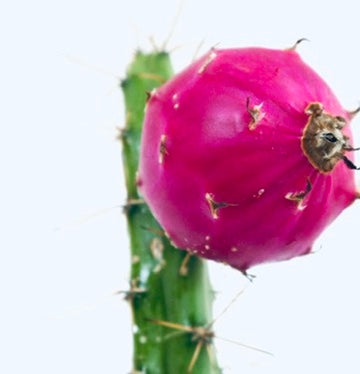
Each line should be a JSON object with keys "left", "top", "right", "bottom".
{"left": 138, "top": 46, "right": 359, "bottom": 272}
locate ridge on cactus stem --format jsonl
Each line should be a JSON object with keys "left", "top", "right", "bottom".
{"left": 138, "top": 46, "right": 359, "bottom": 272}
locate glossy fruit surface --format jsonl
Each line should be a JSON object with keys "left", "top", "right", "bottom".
{"left": 138, "top": 47, "right": 357, "bottom": 271}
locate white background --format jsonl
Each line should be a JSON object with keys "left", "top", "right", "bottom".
{"left": 2, "top": 0, "right": 360, "bottom": 373}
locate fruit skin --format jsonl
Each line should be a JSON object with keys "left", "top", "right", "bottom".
{"left": 138, "top": 47, "right": 357, "bottom": 271}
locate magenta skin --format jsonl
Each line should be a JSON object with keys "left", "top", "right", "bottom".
{"left": 138, "top": 47, "right": 357, "bottom": 271}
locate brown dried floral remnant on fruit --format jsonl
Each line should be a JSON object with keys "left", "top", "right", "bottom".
{"left": 301, "top": 102, "right": 351, "bottom": 173}
{"left": 205, "top": 193, "right": 237, "bottom": 219}
{"left": 159, "top": 134, "right": 168, "bottom": 164}
{"left": 285, "top": 178, "right": 312, "bottom": 210}
{"left": 247, "top": 97, "right": 265, "bottom": 130}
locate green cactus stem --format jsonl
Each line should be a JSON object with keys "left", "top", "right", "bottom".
{"left": 120, "top": 50, "right": 220, "bottom": 373}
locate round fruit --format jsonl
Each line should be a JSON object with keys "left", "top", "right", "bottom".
{"left": 138, "top": 47, "right": 358, "bottom": 271}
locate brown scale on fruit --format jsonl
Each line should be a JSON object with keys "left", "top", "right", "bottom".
{"left": 285, "top": 178, "right": 312, "bottom": 210}
{"left": 246, "top": 97, "right": 265, "bottom": 130}
{"left": 205, "top": 193, "right": 237, "bottom": 219}
{"left": 302, "top": 102, "right": 360, "bottom": 173}
{"left": 159, "top": 134, "right": 168, "bottom": 164}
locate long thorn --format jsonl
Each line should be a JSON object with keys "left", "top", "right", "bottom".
{"left": 148, "top": 319, "right": 195, "bottom": 333}
{"left": 149, "top": 36, "right": 160, "bottom": 52}
{"left": 208, "top": 287, "right": 247, "bottom": 328}
{"left": 206, "top": 343, "right": 217, "bottom": 368}
{"left": 187, "top": 340, "right": 204, "bottom": 373}
{"left": 215, "top": 335, "right": 273, "bottom": 356}
{"left": 64, "top": 54, "right": 120, "bottom": 78}
{"left": 163, "top": 330, "right": 188, "bottom": 341}
{"left": 347, "top": 105, "right": 360, "bottom": 118}
{"left": 192, "top": 39, "right": 205, "bottom": 62}
{"left": 54, "top": 205, "right": 122, "bottom": 231}
{"left": 162, "top": 0, "right": 185, "bottom": 50}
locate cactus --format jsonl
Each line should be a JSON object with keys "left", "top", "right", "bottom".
{"left": 120, "top": 50, "right": 220, "bottom": 373}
